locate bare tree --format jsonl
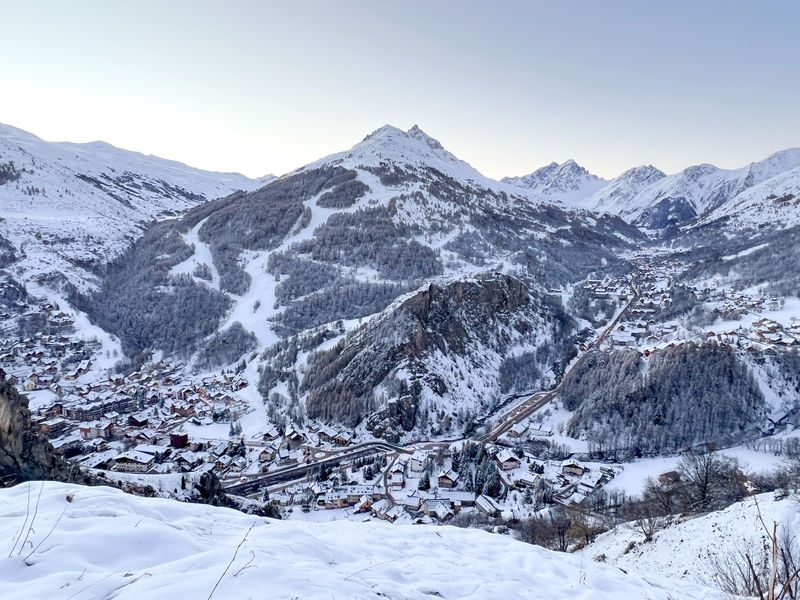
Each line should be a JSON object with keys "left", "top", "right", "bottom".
{"left": 709, "top": 498, "right": 800, "bottom": 600}
{"left": 625, "top": 498, "right": 668, "bottom": 542}
{"left": 677, "top": 450, "right": 744, "bottom": 511}
{"left": 643, "top": 476, "right": 678, "bottom": 515}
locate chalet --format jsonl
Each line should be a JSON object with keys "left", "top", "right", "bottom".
{"left": 556, "top": 490, "right": 586, "bottom": 507}
{"left": 103, "top": 411, "right": 121, "bottom": 424}
{"left": 394, "top": 493, "right": 422, "bottom": 511}
{"left": 437, "top": 469, "right": 459, "bottom": 489}
{"left": 261, "top": 424, "right": 280, "bottom": 441}
{"left": 284, "top": 426, "right": 305, "bottom": 450}
{"left": 127, "top": 413, "right": 149, "bottom": 428}
{"left": 342, "top": 485, "right": 379, "bottom": 503}
{"left": 389, "top": 462, "right": 405, "bottom": 490}
{"left": 353, "top": 495, "right": 374, "bottom": 514}
{"left": 409, "top": 450, "right": 430, "bottom": 473}
{"left": 434, "top": 489, "right": 475, "bottom": 508}
{"left": 475, "top": 494, "right": 502, "bottom": 517}
{"left": 23, "top": 374, "right": 39, "bottom": 391}
{"left": 321, "top": 490, "right": 349, "bottom": 509}
{"left": 209, "top": 442, "right": 228, "bottom": 459}
{"left": 173, "top": 451, "right": 204, "bottom": 472}
{"left": 577, "top": 470, "right": 603, "bottom": 495}
{"left": 528, "top": 422, "right": 553, "bottom": 437}
{"left": 51, "top": 434, "right": 83, "bottom": 456}
{"left": 258, "top": 445, "right": 277, "bottom": 462}
{"left": 79, "top": 449, "right": 117, "bottom": 469}
{"left": 214, "top": 454, "right": 233, "bottom": 472}
{"left": 561, "top": 459, "right": 585, "bottom": 476}
{"left": 43, "top": 402, "right": 64, "bottom": 417}
{"left": 175, "top": 387, "right": 194, "bottom": 401}
{"left": 130, "top": 429, "right": 157, "bottom": 444}
{"left": 423, "top": 498, "right": 454, "bottom": 521}
{"left": 334, "top": 431, "right": 353, "bottom": 446}
{"left": 78, "top": 421, "right": 114, "bottom": 440}
{"left": 317, "top": 426, "right": 336, "bottom": 443}
{"left": 507, "top": 422, "right": 528, "bottom": 439}
{"left": 114, "top": 451, "right": 155, "bottom": 473}
{"left": 371, "top": 499, "right": 405, "bottom": 523}
{"left": 278, "top": 448, "right": 298, "bottom": 466}
{"left": 170, "top": 432, "right": 189, "bottom": 449}
{"left": 170, "top": 402, "right": 194, "bottom": 417}
{"left": 496, "top": 449, "right": 521, "bottom": 471}
{"left": 39, "top": 417, "right": 69, "bottom": 437}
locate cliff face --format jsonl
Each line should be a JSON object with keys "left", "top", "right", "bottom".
{"left": 0, "top": 370, "right": 72, "bottom": 486}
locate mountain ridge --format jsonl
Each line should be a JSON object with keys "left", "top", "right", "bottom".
{"left": 0, "top": 122, "right": 274, "bottom": 291}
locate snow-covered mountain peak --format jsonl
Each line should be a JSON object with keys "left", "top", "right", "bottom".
{"left": 616, "top": 164, "right": 666, "bottom": 183}
{"left": 406, "top": 123, "right": 447, "bottom": 150}
{"left": 501, "top": 159, "right": 608, "bottom": 206}
{"left": 301, "top": 123, "right": 500, "bottom": 189}
{"left": 743, "top": 147, "right": 800, "bottom": 181}
{"left": 353, "top": 123, "right": 462, "bottom": 166}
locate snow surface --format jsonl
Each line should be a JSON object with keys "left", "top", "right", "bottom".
{"left": 583, "top": 492, "right": 800, "bottom": 589}
{"left": 0, "top": 482, "right": 724, "bottom": 599}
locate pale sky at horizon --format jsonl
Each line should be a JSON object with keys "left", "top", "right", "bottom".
{"left": 2, "top": 0, "right": 799, "bottom": 180}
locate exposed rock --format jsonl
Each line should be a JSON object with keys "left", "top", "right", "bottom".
{"left": 0, "top": 369, "right": 74, "bottom": 486}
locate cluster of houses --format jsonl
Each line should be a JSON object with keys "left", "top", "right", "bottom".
{"left": 597, "top": 256, "right": 799, "bottom": 360}
{"left": 17, "top": 360, "right": 295, "bottom": 479}
{"left": 582, "top": 277, "right": 633, "bottom": 302}
{"left": 0, "top": 300, "right": 100, "bottom": 394}
{"left": 746, "top": 318, "right": 800, "bottom": 349}
{"left": 267, "top": 442, "right": 617, "bottom": 525}
{"left": 702, "top": 288, "right": 777, "bottom": 317}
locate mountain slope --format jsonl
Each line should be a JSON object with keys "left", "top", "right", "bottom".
{"left": 587, "top": 164, "right": 666, "bottom": 214}
{"left": 0, "top": 123, "right": 273, "bottom": 290}
{"left": 583, "top": 492, "right": 798, "bottom": 590}
{"left": 693, "top": 165, "right": 800, "bottom": 231}
{"left": 291, "top": 274, "right": 577, "bottom": 440}
{"left": 80, "top": 125, "right": 640, "bottom": 365}
{"left": 0, "top": 481, "right": 719, "bottom": 600}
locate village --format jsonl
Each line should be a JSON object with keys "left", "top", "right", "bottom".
{"left": 254, "top": 433, "right": 618, "bottom": 525}
{"left": 582, "top": 255, "right": 800, "bottom": 357}
{"left": 2, "top": 251, "right": 798, "bottom": 526}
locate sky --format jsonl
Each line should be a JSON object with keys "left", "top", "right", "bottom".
{"left": 2, "top": 0, "right": 799, "bottom": 180}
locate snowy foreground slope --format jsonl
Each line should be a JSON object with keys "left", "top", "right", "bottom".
{"left": 583, "top": 492, "right": 800, "bottom": 586}
{"left": 0, "top": 483, "right": 722, "bottom": 600}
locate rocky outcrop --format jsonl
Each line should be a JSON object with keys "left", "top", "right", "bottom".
{"left": 301, "top": 273, "right": 575, "bottom": 438}
{"left": 0, "top": 369, "right": 74, "bottom": 486}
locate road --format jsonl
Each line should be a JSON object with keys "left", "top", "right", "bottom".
{"left": 224, "top": 440, "right": 411, "bottom": 495}
{"left": 479, "top": 277, "right": 639, "bottom": 442}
